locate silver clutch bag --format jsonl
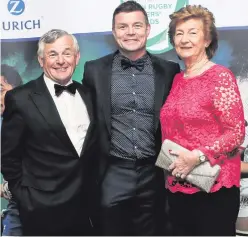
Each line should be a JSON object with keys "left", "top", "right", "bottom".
{"left": 155, "top": 139, "right": 221, "bottom": 193}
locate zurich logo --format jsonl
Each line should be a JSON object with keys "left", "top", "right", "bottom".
{"left": 8, "top": 0, "right": 25, "bottom": 16}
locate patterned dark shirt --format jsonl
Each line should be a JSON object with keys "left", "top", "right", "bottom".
{"left": 109, "top": 52, "right": 156, "bottom": 159}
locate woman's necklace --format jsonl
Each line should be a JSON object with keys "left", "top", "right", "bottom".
{"left": 184, "top": 59, "right": 210, "bottom": 78}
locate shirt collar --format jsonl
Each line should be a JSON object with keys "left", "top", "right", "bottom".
{"left": 43, "top": 74, "right": 73, "bottom": 96}
{"left": 116, "top": 50, "right": 149, "bottom": 63}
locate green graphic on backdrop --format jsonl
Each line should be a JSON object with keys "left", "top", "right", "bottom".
{"left": 120, "top": 0, "right": 189, "bottom": 53}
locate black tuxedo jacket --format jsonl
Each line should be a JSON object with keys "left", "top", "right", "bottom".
{"left": 1, "top": 75, "right": 96, "bottom": 234}
{"left": 82, "top": 52, "right": 180, "bottom": 182}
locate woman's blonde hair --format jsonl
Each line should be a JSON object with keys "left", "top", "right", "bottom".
{"left": 168, "top": 5, "right": 218, "bottom": 59}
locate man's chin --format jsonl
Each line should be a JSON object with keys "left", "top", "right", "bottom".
{"left": 53, "top": 77, "right": 72, "bottom": 85}
{"left": 124, "top": 47, "right": 140, "bottom": 52}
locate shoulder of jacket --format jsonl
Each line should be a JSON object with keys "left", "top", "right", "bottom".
{"left": 85, "top": 53, "right": 114, "bottom": 66}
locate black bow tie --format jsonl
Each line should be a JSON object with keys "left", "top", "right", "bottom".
{"left": 54, "top": 83, "right": 77, "bottom": 96}
{"left": 121, "top": 58, "right": 145, "bottom": 72}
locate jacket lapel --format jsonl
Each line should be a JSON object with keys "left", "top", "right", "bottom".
{"left": 76, "top": 83, "right": 95, "bottom": 157}
{"left": 76, "top": 81, "right": 93, "bottom": 121}
{"left": 150, "top": 55, "right": 168, "bottom": 131}
{"left": 99, "top": 54, "right": 114, "bottom": 135}
{"left": 29, "top": 76, "right": 78, "bottom": 157}
{"left": 98, "top": 53, "right": 169, "bottom": 134}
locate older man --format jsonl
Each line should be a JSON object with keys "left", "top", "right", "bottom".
{"left": 1, "top": 29, "right": 96, "bottom": 236}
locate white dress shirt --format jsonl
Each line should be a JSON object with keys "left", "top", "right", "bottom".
{"left": 44, "top": 75, "right": 90, "bottom": 157}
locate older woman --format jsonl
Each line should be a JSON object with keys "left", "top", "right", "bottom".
{"left": 160, "top": 5, "right": 245, "bottom": 236}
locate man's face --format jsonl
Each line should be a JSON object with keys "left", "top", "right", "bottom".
{"left": 1, "top": 75, "right": 14, "bottom": 115}
{"left": 113, "top": 11, "right": 150, "bottom": 59}
{"left": 38, "top": 35, "right": 80, "bottom": 85}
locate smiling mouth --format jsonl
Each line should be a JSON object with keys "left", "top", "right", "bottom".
{"left": 54, "top": 68, "right": 68, "bottom": 72}
{"left": 125, "top": 39, "right": 137, "bottom": 41}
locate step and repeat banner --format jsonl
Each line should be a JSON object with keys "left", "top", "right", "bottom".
{"left": 1, "top": 0, "right": 248, "bottom": 207}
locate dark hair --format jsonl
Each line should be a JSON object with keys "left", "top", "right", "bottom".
{"left": 112, "top": 0, "right": 149, "bottom": 28}
{"left": 1, "top": 64, "right": 23, "bottom": 87}
{"left": 168, "top": 5, "right": 218, "bottom": 59}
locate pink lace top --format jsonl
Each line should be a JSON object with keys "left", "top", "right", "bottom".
{"left": 160, "top": 64, "right": 245, "bottom": 194}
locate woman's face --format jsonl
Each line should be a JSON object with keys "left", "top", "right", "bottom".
{"left": 1, "top": 76, "right": 13, "bottom": 115}
{"left": 174, "top": 18, "right": 210, "bottom": 61}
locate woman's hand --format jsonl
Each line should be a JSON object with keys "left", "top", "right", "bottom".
{"left": 169, "top": 150, "right": 200, "bottom": 179}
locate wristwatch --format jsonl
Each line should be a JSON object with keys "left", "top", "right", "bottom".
{"left": 197, "top": 150, "right": 207, "bottom": 163}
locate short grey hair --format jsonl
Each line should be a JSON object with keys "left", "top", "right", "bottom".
{"left": 37, "top": 29, "right": 79, "bottom": 57}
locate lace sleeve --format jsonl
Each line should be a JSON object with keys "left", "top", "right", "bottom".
{"left": 198, "top": 70, "right": 245, "bottom": 165}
